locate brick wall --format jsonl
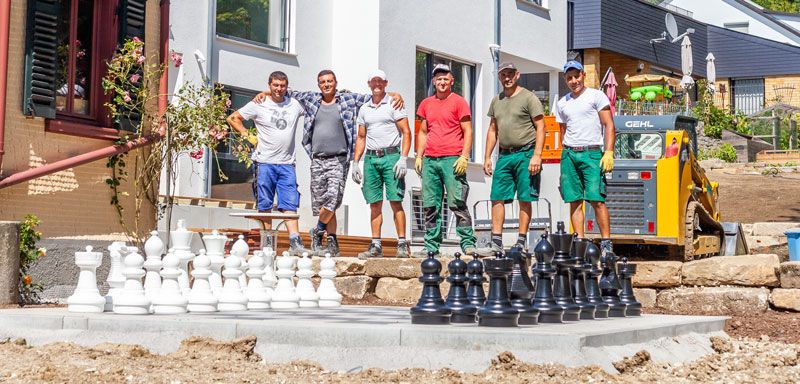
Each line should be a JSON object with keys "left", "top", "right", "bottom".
{"left": 765, "top": 76, "right": 800, "bottom": 107}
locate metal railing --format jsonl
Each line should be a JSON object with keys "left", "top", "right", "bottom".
{"left": 654, "top": 2, "right": 693, "bottom": 18}
{"left": 615, "top": 100, "right": 690, "bottom": 116}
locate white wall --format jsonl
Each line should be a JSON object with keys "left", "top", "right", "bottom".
{"left": 773, "top": 13, "right": 800, "bottom": 33}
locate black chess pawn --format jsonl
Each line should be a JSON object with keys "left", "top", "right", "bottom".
{"left": 410, "top": 251, "right": 452, "bottom": 324}
{"left": 584, "top": 241, "right": 610, "bottom": 318}
{"left": 570, "top": 238, "right": 596, "bottom": 320}
{"left": 507, "top": 247, "right": 539, "bottom": 325}
{"left": 600, "top": 251, "right": 627, "bottom": 317}
{"left": 531, "top": 233, "right": 564, "bottom": 323}
{"left": 445, "top": 252, "right": 478, "bottom": 323}
{"left": 466, "top": 253, "right": 487, "bottom": 307}
{"left": 549, "top": 222, "right": 581, "bottom": 321}
{"left": 478, "top": 251, "right": 519, "bottom": 327}
{"left": 618, "top": 259, "right": 642, "bottom": 317}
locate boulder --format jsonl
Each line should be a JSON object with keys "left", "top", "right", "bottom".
{"left": 780, "top": 262, "right": 800, "bottom": 289}
{"left": 364, "top": 257, "right": 453, "bottom": 279}
{"left": 741, "top": 223, "right": 753, "bottom": 236}
{"left": 751, "top": 222, "right": 800, "bottom": 237}
{"left": 656, "top": 286, "right": 769, "bottom": 315}
{"left": 631, "top": 261, "right": 682, "bottom": 288}
{"left": 682, "top": 254, "right": 780, "bottom": 287}
{"left": 633, "top": 288, "right": 657, "bottom": 308}
{"left": 312, "top": 257, "right": 366, "bottom": 277}
{"left": 374, "top": 277, "right": 453, "bottom": 303}
{"left": 333, "top": 276, "right": 373, "bottom": 300}
{"left": 770, "top": 288, "right": 800, "bottom": 311}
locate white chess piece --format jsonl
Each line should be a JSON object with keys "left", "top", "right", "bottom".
{"left": 143, "top": 230, "right": 163, "bottom": 304}
{"left": 231, "top": 234, "right": 250, "bottom": 289}
{"left": 203, "top": 230, "right": 227, "bottom": 298}
{"left": 245, "top": 251, "right": 271, "bottom": 310}
{"left": 271, "top": 251, "right": 299, "bottom": 309}
{"left": 262, "top": 248, "right": 277, "bottom": 297}
{"left": 296, "top": 252, "right": 319, "bottom": 308}
{"left": 113, "top": 248, "right": 151, "bottom": 315}
{"left": 218, "top": 255, "right": 248, "bottom": 311}
{"left": 317, "top": 252, "right": 342, "bottom": 308}
{"left": 67, "top": 246, "right": 106, "bottom": 313}
{"left": 104, "top": 241, "right": 128, "bottom": 311}
{"left": 187, "top": 250, "right": 218, "bottom": 313}
{"left": 171, "top": 219, "right": 195, "bottom": 297}
{"left": 152, "top": 249, "right": 188, "bottom": 314}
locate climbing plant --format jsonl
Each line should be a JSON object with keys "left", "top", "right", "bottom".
{"left": 18, "top": 215, "right": 44, "bottom": 306}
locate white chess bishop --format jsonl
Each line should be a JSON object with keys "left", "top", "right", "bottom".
{"left": 187, "top": 250, "right": 218, "bottom": 313}
{"left": 143, "top": 230, "right": 163, "bottom": 303}
{"left": 270, "top": 251, "right": 299, "bottom": 309}
{"left": 230, "top": 234, "right": 250, "bottom": 289}
{"left": 104, "top": 241, "right": 128, "bottom": 311}
{"left": 171, "top": 219, "right": 195, "bottom": 297}
{"left": 317, "top": 252, "right": 342, "bottom": 308}
{"left": 262, "top": 247, "right": 277, "bottom": 297}
{"left": 113, "top": 248, "right": 151, "bottom": 315}
{"left": 245, "top": 251, "right": 271, "bottom": 310}
{"left": 295, "top": 252, "right": 319, "bottom": 308}
{"left": 203, "top": 230, "right": 227, "bottom": 298}
{"left": 218, "top": 254, "right": 248, "bottom": 311}
{"left": 67, "top": 246, "right": 106, "bottom": 313}
{"left": 152, "top": 249, "right": 188, "bottom": 314}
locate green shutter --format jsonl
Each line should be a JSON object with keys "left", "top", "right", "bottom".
{"left": 118, "top": 0, "right": 146, "bottom": 44}
{"left": 22, "top": 0, "right": 60, "bottom": 119}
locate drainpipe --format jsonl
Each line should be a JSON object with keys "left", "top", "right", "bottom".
{"left": 0, "top": 0, "right": 11, "bottom": 172}
{"left": 494, "top": 0, "right": 501, "bottom": 94}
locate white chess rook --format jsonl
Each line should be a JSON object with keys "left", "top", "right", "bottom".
{"left": 245, "top": 251, "right": 271, "bottom": 310}
{"left": 317, "top": 252, "right": 342, "bottom": 308}
{"left": 218, "top": 255, "right": 249, "bottom": 311}
{"left": 171, "top": 219, "right": 195, "bottom": 297}
{"left": 262, "top": 247, "right": 277, "bottom": 297}
{"left": 231, "top": 234, "right": 250, "bottom": 289}
{"left": 104, "top": 241, "right": 128, "bottom": 311}
{"left": 152, "top": 250, "right": 188, "bottom": 314}
{"left": 203, "top": 230, "right": 227, "bottom": 298}
{"left": 113, "top": 248, "right": 151, "bottom": 315}
{"left": 187, "top": 250, "right": 218, "bottom": 313}
{"left": 271, "top": 251, "right": 299, "bottom": 309}
{"left": 143, "top": 230, "right": 164, "bottom": 303}
{"left": 296, "top": 252, "right": 319, "bottom": 308}
{"left": 67, "top": 246, "right": 106, "bottom": 313}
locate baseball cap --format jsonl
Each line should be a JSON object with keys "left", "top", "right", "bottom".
{"left": 563, "top": 60, "right": 584, "bottom": 72}
{"left": 498, "top": 62, "right": 517, "bottom": 72}
{"left": 431, "top": 63, "right": 451, "bottom": 77}
{"left": 367, "top": 69, "right": 386, "bottom": 81}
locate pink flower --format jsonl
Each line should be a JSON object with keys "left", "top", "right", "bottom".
{"left": 132, "top": 37, "right": 142, "bottom": 43}
{"left": 137, "top": 55, "right": 146, "bottom": 64}
{"left": 170, "top": 51, "right": 183, "bottom": 67}
{"left": 225, "top": 98, "right": 232, "bottom": 108}
{"left": 129, "top": 74, "right": 141, "bottom": 84}
{"left": 190, "top": 149, "right": 204, "bottom": 160}
{"left": 122, "top": 91, "right": 132, "bottom": 103}
{"left": 76, "top": 50, "right": 85, "bottom": 59}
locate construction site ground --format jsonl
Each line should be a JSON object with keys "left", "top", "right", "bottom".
{"left": 707, "top": 168, "right": 800, "bottom": 223}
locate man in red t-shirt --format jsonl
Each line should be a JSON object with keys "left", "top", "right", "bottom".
{"left": 415, "top": 64, "right": 481, "bottom": 257}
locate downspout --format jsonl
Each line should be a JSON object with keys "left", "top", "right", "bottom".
{"left": 494, "top": 0, "right": 501, "bottom": 94}
{"left": 0, "top": 0, "right": 11, "bottom": 172}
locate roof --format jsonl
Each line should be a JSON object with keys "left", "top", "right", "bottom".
{"left": 708, "top": 25, "right": 800, "bottom": 77}
{"left": 727, "top": 0, "right": 800, "bottom": 40}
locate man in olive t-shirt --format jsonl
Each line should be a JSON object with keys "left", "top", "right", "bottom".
{"left": 483, "top": 62, "right": 546, "bottom": 252}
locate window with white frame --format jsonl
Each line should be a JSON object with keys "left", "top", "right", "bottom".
{"left": 724, "top": 22, "right": 749, "bottom": 34}
{"left": 216, "top": 0, "right": 289, "bottom": 50}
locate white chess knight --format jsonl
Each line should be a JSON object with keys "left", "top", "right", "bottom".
{"left": 218, "top": 254, "right": 248, "bottom": 311}
{"left": 67, "top": 246, "right": 106, "bottom": 313}
{"left": 152, "top": 249, "right": 188, "bottom": 314}
{"left": 113, "top": 248, "right": 151, "bottom": 315}
{"left": 187, "top": 250, "right": 218, "bottom": 313}
{"left": 317, "top": 252, "right": 342, "bottom": 308}
{"left": 104, "top": 241, "right": 128, "bottom": 311}
{"left": 295, "top": 252, "right": 319, "bottom": 308}
{"left": 143, "top": 230, "right": 164, "bottom": 303}
{"left": 245, "top": 251, "right": 271, "bottom": 310}
{"left": 203, "top": 230, "right": 227, "bottom": 298}
{"left": 230, "top": 234, "right": 250, "bottom": 289}
{"left": 262, "top": 247, "right": 277, "bottom": 297}
{"left": 171, "top": 219, "right": 195, "bottom": 297}
{"left": 271, "top": 251, "right": 299, "bottom": 309}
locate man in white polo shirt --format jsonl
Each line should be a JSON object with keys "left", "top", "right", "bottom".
{"left": 351, "top": 70, "right": 412, "bottom": 259}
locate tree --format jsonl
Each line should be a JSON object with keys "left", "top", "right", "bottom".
{"left": 751, "top": 0, "right": 800, "bottom": 13}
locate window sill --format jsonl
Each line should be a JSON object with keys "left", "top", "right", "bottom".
{"left": 45, "top": 119, "right": 121, "bottom": 141}
{"left": 215, "top": 34, "right": 297, "bottom": 58}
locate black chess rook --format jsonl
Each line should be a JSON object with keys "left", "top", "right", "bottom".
{"left": 531, "top": 233, "right": 564, "bottom": 323}
{"left": 410, "top": 251, "right": 452, "bottom": 325}
{"left": 478, "top": 251, "right": 519, "bottom": 327}
{"left": 584, "top": 241, "right": 610, "bottom": 318}
{"left": 549, "top": 222, "right": 581, "bottom": 321}
{"left": 445, "top": 252, "right": 478, "bottom": 323}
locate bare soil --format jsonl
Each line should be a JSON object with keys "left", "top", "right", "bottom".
{"left": 707, "top": 169, "right": 800, "bottom": 223}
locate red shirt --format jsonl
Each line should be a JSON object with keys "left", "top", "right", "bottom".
{"left": 416, "top": 93, "right": 471, "bottom": 157}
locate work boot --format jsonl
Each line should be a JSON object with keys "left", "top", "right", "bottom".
{"left": 412, "top": 249, "right": 439, "bottom": 258}
{"left": 289, "top": 236, "right": 307, "bottom": 256}
{"left": 464, "top": 245, "right": 496, "bottom": 258}
{"left": 396, "top": 242, "right": 411, "bottom": 258}
{"left": 358, "top": 243, "right": 383, "bottom": 260}
{"left": 326, "top": 235, "right": 341, "bottom": 257}
{"left": 510, "top": 242, "right": 526, "bottom": 252}
{"left": 310, "top": 227, "right": 325, "bottom": 256}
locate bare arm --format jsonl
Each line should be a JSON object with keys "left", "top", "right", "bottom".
{"left": 226, "top": 111, "right": 249, "bottom": 136}
{"left": 396, "top": 118, "right": 411, "bottom": 157}
{"left": 416, "top": 118, "right": 428, "bottom": 157}
{"left": 354, "top": 124, "right": 367, "bottom": 162}
{"left": 559, "top": 123, "right": 566, "bottom": 146}
{"left": 483, "top": 118, "right": 498, "bottom": 176}
{"left": 599, "top": 107, "right": 615, "bottom": 151}
{"left": 529, "top": 115, "right": 546, "bottom": 175}
{"left": 460, "top": 116, "right": 473, "bottom": 159}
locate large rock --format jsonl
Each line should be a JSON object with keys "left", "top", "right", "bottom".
{"left": 751, "top": 222, "right": 800, "bottom": 237}
{"left": 770, "top": 288, "right": 800, "bottom": 311}
{"left": 633, "top": 288, "right": 657, "bottom": 308}
{"left": 374, "top": 277, "right": 452, "bottom": 303}
{"left": 631, "top": 261, "right": 682, "bottom": 288}
{"left": 780, "top": 262, "right": 800, "bottom": 288}
{"left": 682, "top": 254, "right": 780, "bottom": 287}
{"left": 333, "top": 276, "right": 374, "bottom": 300}
{"left": 656, "top": 286, "right": 769, "bottom": 315}
{"left": 364, "top": 258, "right": 422, "bottom": 279}
{"left": 311, "top": 257, "right": 366, "bottom": 277}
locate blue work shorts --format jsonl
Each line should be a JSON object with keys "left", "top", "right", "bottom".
{"left": 253, "top": 163, "right": 300, "bottom": 212}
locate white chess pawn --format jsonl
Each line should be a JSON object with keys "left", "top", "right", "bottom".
{"left": 218, "top": 255, "right": 248, "bottom": 311}
{"left": 187, "top": 250, "right": 218, "bottom": 313}
{"left": 113, "top": 248, "right": 151, "bottom": 315}
{"left": 317, "top": 252, "right": 342, "bottom": 308}
{"left": 67, "top": 246, "right": 106, "bottom": 313}
{"left": 104, "top": 241, "right": 128, "bottom": 311}
{"left": 203, "top": 230, "right": 227, "bottom": 298}
{"left": 245, "top": 251, "right": 271, "bottom": 310}
{"left": 231, "top": 234, "right": 249, "bottom": 289}
{"left": 296, "top": 252, "right": 319, "bottom": 308}
{"left": 152, "top": 249, "right": 188, "bottom": 314}
{"left": 171, "top": 219, "right": 195, "bottom": 297}
{"left": 271, "top": 251, "right": 299, "bottom": 309}
{"left": 262, "top": 248, "right": 277, "bottom": 297}
{"left": 143, "top": 230, "right": 163, "bottom": 303}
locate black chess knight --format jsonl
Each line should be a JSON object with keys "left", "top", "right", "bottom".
{"left": 410, "top": 251, "right": 451, "bottom": 324}
{"left": 531, "top": 233, "right": 564, "bottom": 323}
{"left": 445, "top": 252, "right": 478, "bottom": 323}
{"left": 507, "top": 247, "right": 539, "bottom": 325}
{"left": 478, "top": 251, "right": 519, "bottom": 327}
{"left": 600, "top": 251, "right": 627, "bottom": 317}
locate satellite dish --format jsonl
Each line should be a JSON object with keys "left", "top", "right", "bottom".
{"left": 665, "top": 13, "right": 679, "bottom": 40}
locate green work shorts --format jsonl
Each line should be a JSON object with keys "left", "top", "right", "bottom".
{"left": 559, "top": 148, "right": 606, "bottom": 203}
{"left": 362, "top": 152, "right": 405, "bottom": 204}
{"left": 490, "top": 149, "right": 540, "bottom": 203}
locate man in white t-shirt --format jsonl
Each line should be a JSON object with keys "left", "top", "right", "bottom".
{"left": 226, "top": 71, "right": 306, "bottom": 254}
{"left": 553, "top": 60, "right": 616, "bottom": 256}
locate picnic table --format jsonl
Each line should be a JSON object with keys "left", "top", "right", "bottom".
{"left": 229, "top": 212, "right": 300, "bottom": 250}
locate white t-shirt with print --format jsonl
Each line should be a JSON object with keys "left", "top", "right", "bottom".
{"left": 237, "top": 98, "right": 304, "bottom": 164}
{"left": 356, "top": 95, "right": 407, "bottom": 150}
{"left": 554, "top": 87, "right": 611, "bottom": 147}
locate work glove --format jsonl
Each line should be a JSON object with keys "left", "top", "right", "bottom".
{"left": 351, "top": 161, "right": 363, "bottom": 184}
{"left": 600, "top": 151, "right": 614, "bottom": 173}
{"left": 247, "top": 134, "right": 258, "bottom": 146}
{"left": 393, "top": 156, "right": 408, "bottom": 179}
{"left": 453, "top": 155, "right": 469, "bottom": 176}
{"left": 415, "top": 156, "right": 424, "bottom": 176}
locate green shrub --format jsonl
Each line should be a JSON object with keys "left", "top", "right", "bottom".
{"left": 19, "top": 215, "right": 44, "bottom": 305}
{"left": 699, "top": 143, "right": 738, "bottom": 163}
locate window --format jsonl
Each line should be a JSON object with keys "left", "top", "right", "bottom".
{"left": 411, "top": 189, "right": 455, "bottom": 240}
{"left": 615, "top": 133, "right": 663, "bottom": 160}
{"left": 211, "top": 85, "right": 257, "bottom": 201}
{"left": 55, "top": 0, "right": 94, "bottom": 116}
{"left": 216, "top": 0, "right": 288, "bottom": 50}
{"left": 731, "top": 78, "right": 765, "bottom": 115}
{"left": 724, "top": 22, "right": 749, "bottom": 34}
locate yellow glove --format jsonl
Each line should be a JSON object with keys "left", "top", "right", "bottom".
{"left": 600, "top": 151, "right": 614, "bottom": 173}
{"left": 415, "top": 156, "right": 423, "bottom": 176}
{"left": 247, "top": 134, "right": 258, "bottom": 146}
{"left": 453, "top": 155, "right": 469, "bottom": 176}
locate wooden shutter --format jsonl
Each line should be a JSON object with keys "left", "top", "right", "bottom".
{"left": 22, "top": 0, "right": 60, "bottom": 119}
{"left": 118, "top": 0, "right": 146, "bottom": 44}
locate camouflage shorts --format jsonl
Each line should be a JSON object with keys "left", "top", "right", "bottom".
{"left": 310, "top": 155, "right": 349, "bottom": 216}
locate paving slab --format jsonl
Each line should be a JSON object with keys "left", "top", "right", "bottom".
{"left": 0, "top": 306, "right": 727, "bottom": 373}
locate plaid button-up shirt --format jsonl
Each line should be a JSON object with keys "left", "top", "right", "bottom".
{"left": 288, "top": 90, "right": 371, "bottom": 161}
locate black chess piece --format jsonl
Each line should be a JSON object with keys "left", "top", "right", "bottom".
{"left": 478, "top": 251, "right": 519, "bottom": 327}
{"left": 507, "top": 247, "right": 539, "bottom": 325}
{"left": 410, "top": 251, "right": 452, "bottom": 324}
{"left": 570, "top": 238, "right": 596, "bottom": 320}
{"left": 618, "top": 259, "right": 642, "bottom": 317}
{"left": 549, "top": 222, "right": 581, "bottom": 321}
{"left": 600, "top": 251, "right": 627, "bottom": 317}
{"left": 466, "top": 253, "right": 487, "bottom": 307}
{"left": 531, "top": 233, "right": 565, "bottom": 323}
{"left": 584, "top": 241, "right": 610, "bottom": 318}
{"left": 445, "top": 252, "right": 478, "bottom": 323}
